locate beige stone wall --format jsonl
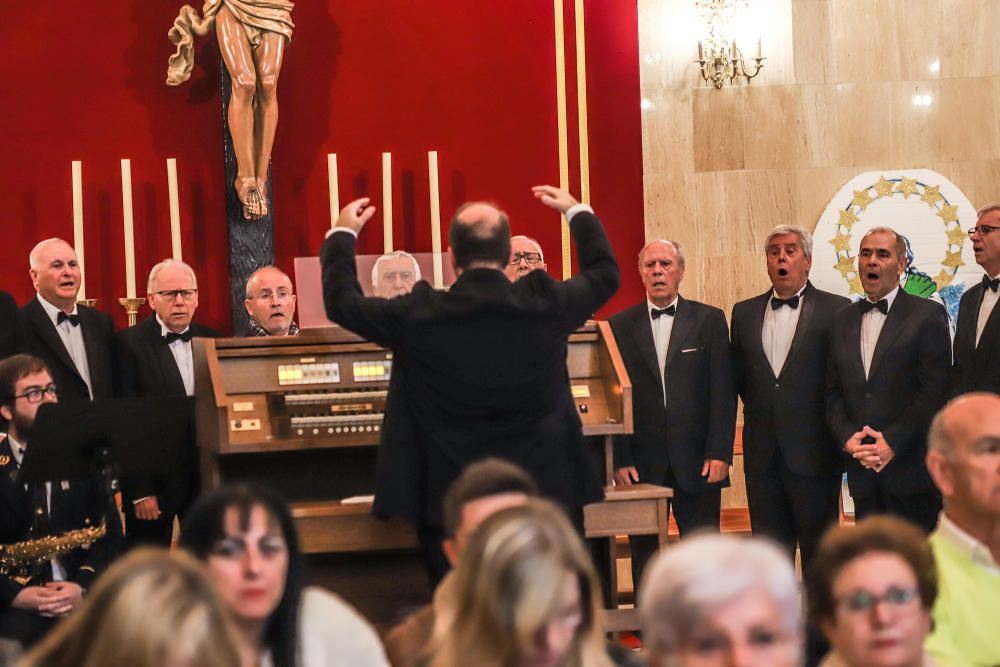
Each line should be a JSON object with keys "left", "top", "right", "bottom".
{"left": 637, "top": 0, "right": 1000, "bottom": 508}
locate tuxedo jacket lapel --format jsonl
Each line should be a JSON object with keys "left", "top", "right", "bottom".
{"left": 25, "top": 299, "right": 78, "bottom": 381}
{"left": 665, "top": 297, "right": 694, "bottom": 369}
{"left": 778, "top": 284, "right": 815, "bottom": 379}
{"left": 844, "top": 303, "right": 866, "bottom": 382}
{"left": 628, "top": 305, "right": 661, "bottom": 386}
{"left": 143, "top": 318, "right": 187, "bottom": 396}
{"left": 975, "top": 290, "right": 1000, "bottom": 355}
{"left": 868, "top": 293, "right": 911, "bottom": 380}
{"left": 748, "top": 292, "right": 776, "bottom": 380}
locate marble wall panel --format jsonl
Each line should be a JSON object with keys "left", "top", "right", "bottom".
{"left": 938, "top": 77, "right": 1000, "bottom": 162}
{"left": 940, "top": 0, "right": 994, "bottom": 79}
{"left": 743, "top": 85, "right": 817, "bottom": 169}
{"left": 792, "top": 1, "right": 835, "bottom": 84}
{"left": 692, "top": 87, "right": 745, "bottom": 171}
{"left": 641, "top": 88, "right": 695, "bottom": 174}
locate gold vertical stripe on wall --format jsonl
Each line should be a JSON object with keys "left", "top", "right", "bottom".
{"left": 575, "top": 0, "right": 591, "bottom": 207}
{"left": 553, "top": 0, "right": 572, "bottom": 279}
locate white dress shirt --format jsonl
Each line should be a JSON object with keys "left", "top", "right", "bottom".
{"left": 9, "top": 436, "right": 66, "bottom": 581}
{"left": 157, "top": 315, "right": 195, "bottom": 396}
{"left": 37, "top": 295, "right": 93, "bottom": 399}
{"left": 762, "top": 285, "right": 806, "bottom": 376}
{"left": 648, "top": 296, "right": 679, "bottom": 404}
{"left": 860, "top": 285, "right": 901, "bottom": 379}
{"left": 976, "top": 273, "right": 1000, "bottom": 347}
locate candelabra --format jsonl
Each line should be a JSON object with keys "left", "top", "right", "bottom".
{"left": 694, "top": 0, "right": 765, "bottom": 88}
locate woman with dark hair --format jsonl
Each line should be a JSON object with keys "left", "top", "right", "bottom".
{"left": 180, "top": 483, "right": 389, "bottom": 667}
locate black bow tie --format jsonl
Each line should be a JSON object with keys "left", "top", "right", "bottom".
{"left": 57, "top": 312, "right": 80, "bottom": 326}
{"left": 983, "top": 275, "right": 1000, "bottom": 293}
{"left": 651, "top": 305, "right": 676, "bottom": 320}
{"left": 771, "top": 295, "right": 800, "bottom": 310}
{"left": 164, "top": 330, "right": 193, "bottom": 344}
{"left": 859, "top": 299, "right": 889, "bottom": 315}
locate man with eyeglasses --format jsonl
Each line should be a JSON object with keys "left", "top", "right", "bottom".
{"left": 504, "top": 235, "right": 547, "bottom": 281}
{"left": 0, "top": 354, "right": 116, "bottom": 648}
{"left": 372, "top": 251, "right": 421, "bottom": 298}
{"left": 952, "top": 203, "right": 1000, "bottom": 396}
{"left": 20, "top": 238, "right": 114, "bottom": 402}
{"left": 924, "top": 393, "right": 1000, "bottom": 666}
{"left": 116, "top": 259, "right": 219, "bottom": 548}
{"left": 244, "top": 265, "right": 299, "bottom": 336}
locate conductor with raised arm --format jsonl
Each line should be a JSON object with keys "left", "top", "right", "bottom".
{"left": 320, "top": 186, "right": 619, "bottom": 581}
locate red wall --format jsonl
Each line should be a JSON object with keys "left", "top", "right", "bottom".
{"left": 0, "top": 1, "right": 643, "bottom": 333}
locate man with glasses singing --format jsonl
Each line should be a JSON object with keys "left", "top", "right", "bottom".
{"left": 116, "top": 259, "right": 218, "bottom": 548}
{"left": 0, "top": 354, "right": 116, "bottom": 648}
{"left": 952, "top": 203, "right": 1000, "bottom": 395}
{"left": 244, "top": 265, "right": 299, "bottom": 336}
{"left": 504, "top": 235, "right": 547, "bottom": 281}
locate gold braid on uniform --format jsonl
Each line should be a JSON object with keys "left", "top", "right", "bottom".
{"left": 0, "top": 521, "right": 107, "bottom": 585}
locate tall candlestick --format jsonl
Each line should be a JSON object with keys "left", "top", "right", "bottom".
{"left": 167, "top": 158, "right": 182, "bottom": 261}
{"left": 427, "top": 151, "right": 443, "bottom": 289}
{"left": 121, "top": 159, "right": 137, "bottom": 299}
{"left": 382, "top": 152, "right": 393, "bottom": 253}
{"left": 72, "top": 161, "right": 86, "bottom": 300}
{"left": 327, "top": 153, "right": 340, "bottom": 229}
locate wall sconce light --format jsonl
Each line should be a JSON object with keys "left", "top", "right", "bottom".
{"left": 694, "top": 0, "right": 764, "bottom": 88}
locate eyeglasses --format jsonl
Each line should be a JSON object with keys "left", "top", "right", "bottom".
{"left": 153, "top": 289, "right": 198, "bottom": 301}
{"left": 968, "top": 225, "right": 1000, "bottom": 237}
{"left": 837, "top": 586, "right": 918, "bottom": 613}
{"left": 510, "top": 252, "right": 543, "bottom": 265}
{"left": 12, "top": 384, "right": 59, "bottom": 404}
{"left": 254, "top": 289, "right": 293, "bottom": 301}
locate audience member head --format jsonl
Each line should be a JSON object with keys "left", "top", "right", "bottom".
{"left": 147, "top": 259, "right": 200, "bottom": 334}
{"left": 505, "top": 235, "right": 546, "bottom": 281}
{"left": 429, "top": 499, "right": 608, "bottom": 667}
{"left": 764, "top": 225, "right": 813, "bottom": 298}
{"left": 441, "top": 457, "right": 539, "bottom": 566}
{"left": 809, "top": 516, "right": 936, "bottom": 667}
{"left": 640, "top": 533, "right": 802, "bottom": 667}
{"left": 179, "top": 484, "right": 302, "bottom": 667}
{"left": 449, "top": 202, "right": 512, "bottom": 274}
{"left": 19, "top": 548, "right": 241, "bottom": 667}
{"left": 28, "top": 238, "right": 81, "bottom": 312}
{"left": 858, "top": 227, "right": 907, "bottom": 301}
{"left": 971, "top": 202, "right": 1000, "bottom": 275}
{"left": 372, "top": 250, "right": 421, "bottom": 298}
{"left": 0, "top": 354, "right": 57, "bottom": 442}
{"left": 638, "top": 240, "right": 685, "bottom": 308}
{"left": 244, "top": 266, "right": 297, "bottom": 335}
{"left": 927, "top": 392, "right": 1000, "bottom": 533}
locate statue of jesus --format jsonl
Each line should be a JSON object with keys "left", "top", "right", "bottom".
{"left": 166, "top": 0, "right": 295, "bottom": 221}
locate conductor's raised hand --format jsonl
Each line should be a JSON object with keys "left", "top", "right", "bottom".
{"left": 336, "top": 197, "right": 377, "bottom": 234}
{"left": 532, "top": 185, "right": 579, "bottom": 215}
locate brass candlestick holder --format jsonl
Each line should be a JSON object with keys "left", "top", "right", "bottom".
{"left": 76, "top": 299, "right": 98, "bottom": 308}
{"left": 118, "top": 298, "right": 146, "bottom": 327}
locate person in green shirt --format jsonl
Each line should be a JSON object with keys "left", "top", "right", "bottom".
{"left": 924, "top": 392, "right": 1000, "bottom": 666}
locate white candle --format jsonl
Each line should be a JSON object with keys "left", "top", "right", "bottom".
{"left": 428, "top": 151, "right": 443, "bottom": 289}
{"left": 72, "top": 161, "right": 86, "bottom": 301}
{"left": 121, "top": 159, "right": 137, "bottom": 299}
{"left": 327, "top": 153, "right": 340, "bottom": 230}
{"left": 167, "top": 158, "right": 182, "bottom": 261}
{"left": 382, "top": 152, "right": 393, "bottom": 253}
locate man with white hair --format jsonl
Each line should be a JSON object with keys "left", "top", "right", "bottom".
{"left": 504, "top": 235, "right": 547, "bottom": 281}
{"left": 372, "top": 251, "right": 421, "bottom": 298}
{"left": 116, "top": 259, "right": 219, "bottom": 548}
{"left": 20, "top": 238, "right": 114, "bottom": 401}
{"left": 244, "top": 265, "right": 299, "bottom": 336}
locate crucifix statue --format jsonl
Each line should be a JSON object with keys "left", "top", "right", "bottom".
{"left": 166, "top": 0, "right": 294, "bottom": 221}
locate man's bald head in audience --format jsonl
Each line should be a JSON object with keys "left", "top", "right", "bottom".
{"left": 448, "top": 203, "right": 511, "bottom": 274}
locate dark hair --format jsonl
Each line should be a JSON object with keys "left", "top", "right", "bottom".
{"left": 442, "top": 458, "right": 539, "bottom": 538}
{"left": 0, "top": 354, "right": 49, "bottom": 407}
{"left": 448, "top": 203, "right": 512, "bottom": 270}
{"left": 808, "top": 516, "right": 937, "bottom": 625}
{"left": 179, "top": 484, "right": 303, "bottom": 667}
{"left": 861, "top": 226, "right": 907, "bottom": 262}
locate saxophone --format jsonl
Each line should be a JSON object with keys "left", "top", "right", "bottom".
{"left": 0, "top": 521, "right": 107, "bottom": 585}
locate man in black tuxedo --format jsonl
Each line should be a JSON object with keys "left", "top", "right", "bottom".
{"left": 321, "top": 185, "right": 618, "bottom": 581}
{"left": 827, "top": 227, "right": 951, "bottom": 532}
{"left": 731, "top": 225, "right": 848, "bottom": 574}
{"left": 953, "top": 202, "right": 1000, "bottom": 395}
{"left": 0, "top": 355, "right": 115, "bottom": 648}
{"left": 610, "top": 239, "right": 735, "bottom": 591}
{"left": 1, "top": 291, "right": 19, "bottom": 361}
{"left": 116, "top": 259, "right": 219, "bottom": 548}
{"left": 19, "top": 239, "right": 114, "bottom": 402}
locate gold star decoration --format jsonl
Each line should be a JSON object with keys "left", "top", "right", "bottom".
{"left": 873, "top": 176, "right": 895, "bottom": 198}
{"left": 839, "top": 208, "right": 860, "bottom": 229}
{"left": 937, "top": 204, "right": 959, "bottom": 225}
{"left": 896, "top": 177, "right": 920, "bottom": 199}
{"left": 848, "top": 275, "right": 864, "bottom": 296}
{"left": 942, "top": 249, "right": 965, "bottom": 270}
{"left": 933, "top": 270, "right": 955, "bottom": 289}
{"left": 921, "top": 184, "right": 944, "bottom": 206}
{"left": 946, "top": 225, "right": 967, "bottom": 247}
{"left": 829, "top": 231, "right": 853, "bottom": 253}
{"left": 851, "top": 189, "right": 874, "bottom": 210}
{"left": 835, "top": 254, "right": 857, "bottom": 276}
